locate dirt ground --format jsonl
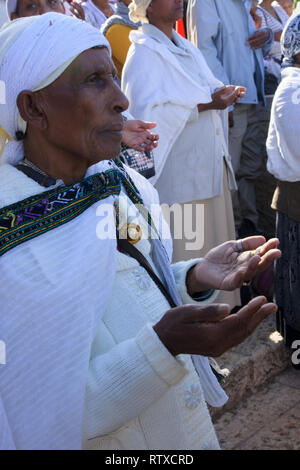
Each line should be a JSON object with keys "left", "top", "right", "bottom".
{"left": 213, "top": 367, "right": 300, "bottom": 450}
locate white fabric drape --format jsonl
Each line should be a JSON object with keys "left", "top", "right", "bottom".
{"left": 0, "top": 158, "right": 174, "bottom": 449}
{"left": 267, "top": 67, "right": 300, "bottom": 181}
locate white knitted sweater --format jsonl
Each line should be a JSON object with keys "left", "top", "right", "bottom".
{"left": 0, "top": 161, "right": 221, "bottom": 449}
{"left": 83, "top": 231, "right": 220, "bottom": 450}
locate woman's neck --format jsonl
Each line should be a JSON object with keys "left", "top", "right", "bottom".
{"left": 149, "top": 20, "right": 173, "bottom": 40}
{"left": 23, "top": 136, "right": 93, "bottom": 186}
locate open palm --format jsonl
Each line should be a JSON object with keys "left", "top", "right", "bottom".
{"left": 122, "top": 120, "right": 159, "bottom": 152}
{"left": 191, "top": 236, "right": 281, "bottom": 292}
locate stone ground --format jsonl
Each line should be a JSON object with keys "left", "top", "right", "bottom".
{"left": 213, "top": 366, "right": 300, "bottom": 450}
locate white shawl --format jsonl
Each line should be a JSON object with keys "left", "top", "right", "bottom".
{"left": 121, "top": 24, "right": 224, "bottom": 184}
{"left": 0, "top": 159, "right": 173, "bottom": 449}
{"left": 267, "top": 67, "right": 300, "bottom": 181}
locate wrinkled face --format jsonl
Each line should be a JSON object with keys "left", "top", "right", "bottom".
{"left": 11, "top": 0, "right": 64, "bottom": 19}
{"left": 147, "top": 0, "right": 184, "bottom": 24}
{"left": 35, "top": 47, "right": 129, "bottom": 162}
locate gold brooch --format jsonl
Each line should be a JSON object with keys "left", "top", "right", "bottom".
{"left": 119, "top": 223, "right": 142, "bottom": 245}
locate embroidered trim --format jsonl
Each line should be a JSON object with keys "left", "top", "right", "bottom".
{"left": 0, "top": 165, "right": 156, "bottom": 257}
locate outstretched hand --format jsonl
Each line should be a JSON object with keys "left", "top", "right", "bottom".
{"left": 153, "top": 296, "right": 277, "bottom": 357}
{"left": 187, "top": 236, "right": 281, "bottom": 294}
{"left": 122, "top": 120, "right": 159, "bottom": 152}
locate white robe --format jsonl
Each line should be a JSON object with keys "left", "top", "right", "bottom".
{"left": 121, "top": 24, "right": 236, "bottom": 202}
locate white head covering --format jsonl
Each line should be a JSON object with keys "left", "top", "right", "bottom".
{"left": 128, "top": 0, "right": 152, "bottom": 24}
{"left": 0, "top": 12, "right": 110, "bottom": 165}
{"left": 5, "top": 0, "right": 17, "bottom": 19}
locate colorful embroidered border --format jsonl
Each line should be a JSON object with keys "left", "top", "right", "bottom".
{"left": 0, "top": 169, "right": 121, "bottom": 257}
{"left": 0, "top": 164, "right": 160, "bottom": 257}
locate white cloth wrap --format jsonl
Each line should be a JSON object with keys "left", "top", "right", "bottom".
{"left": 0, "top": 13, "right": 110, "bottom": 166}
{"left": 267, "top": 67, "right": 300, "bottom": 181}
{"left": 0, "top": 159, "right": 174, "bottom": 449}
{"left": 128, "top": 0, "right": 151, "bottom": 24}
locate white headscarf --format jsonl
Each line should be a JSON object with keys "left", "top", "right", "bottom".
{"left": 0, "top": 13, "right": 110, "bottom": 165}
{"left": 128, "top": 0, "right": 152, "bottom": 24}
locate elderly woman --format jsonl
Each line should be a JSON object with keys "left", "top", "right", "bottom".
{"left": 5, "top": 0, "right": 159, "bottom": 165}
{"left": 267, "top": 14, "right": 300, "bottom": 367}
{"left": 0, "top": 13, "right": 280, "bottom": 450}
{"left": 122, "top": 0, "right": 246, "bottom": 309}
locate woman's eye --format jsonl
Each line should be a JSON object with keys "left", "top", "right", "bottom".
{"left": 26, "top": 3, "right": 37, "bottom": 9}
{"left": 86, "top": 74, "right": 104, "bottom": 85}
{"left": 88, "top": 75, "right": 99, "bottom": 83}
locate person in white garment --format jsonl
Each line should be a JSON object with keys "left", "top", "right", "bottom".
{"left": 4, "top": 0, "right": 160, "bottom": 161}
{"left": 0, "top": 13, "right": 280, "bottom": 450}
{"left": 266, "top": 13, "right": 300, "bottom": 366}
{"left": 122, "top": 0, "right": 246, "bottom": 309}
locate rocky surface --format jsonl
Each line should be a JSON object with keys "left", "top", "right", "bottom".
{"left": 213, "top": 367, "right": 300, "bottom": 450}
{"left": 209, "top": 315, "right": 290, "bottom": 419}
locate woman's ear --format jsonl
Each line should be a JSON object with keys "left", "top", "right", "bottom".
{"left": 17, "top": 90, "right": 48, "bottom": 132}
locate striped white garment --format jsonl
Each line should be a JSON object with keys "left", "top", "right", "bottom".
{"left": 256, "top": 4, "right": 289, "bottom": 58}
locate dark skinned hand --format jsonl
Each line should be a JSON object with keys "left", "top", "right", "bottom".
{"left": 198, "top": 85, "right": 246, "bottom": 112}
{"left": 122, "top": 120, "right": 159, "bottom": 152}
{"left": 247, "top": 29, "right": 270, "bottom": 50}
{"left": 153, "top": 296, "right": 277, "bottom": 357}
{"left": 186, "top": 236, "right": 281, "bottom": 294}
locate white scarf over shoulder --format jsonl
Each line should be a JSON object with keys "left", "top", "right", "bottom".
{"left": 267, "top": 67, "right": 300, "bottom": 181}
{"left": 0, "top": 157, "right": 173, "bottom": 450}
{"left": 0, "top": 13, "right": 120, "bottom": 450}
{"left": 121, "top": 25, "right": 223, "bottom": 184}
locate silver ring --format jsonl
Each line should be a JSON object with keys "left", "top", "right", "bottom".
{"left": 236, "top": 240, "right": 243, "bottom": 253}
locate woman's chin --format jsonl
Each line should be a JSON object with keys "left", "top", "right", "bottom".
{"left": 91, "top": 143, "right": 122, "bottom": 162}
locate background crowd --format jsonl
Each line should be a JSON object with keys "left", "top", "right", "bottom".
{"left": 0, "top": 0, "right": 299, "bottom": 450}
